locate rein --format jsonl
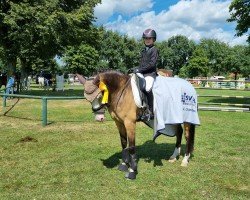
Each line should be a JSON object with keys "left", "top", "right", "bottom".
{"left": 115, "top": 76, "right": 131, "bottom": 110}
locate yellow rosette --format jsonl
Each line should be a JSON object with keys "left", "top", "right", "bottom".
{"left": 99, "top": 81, "right": 109, "bottom": 104}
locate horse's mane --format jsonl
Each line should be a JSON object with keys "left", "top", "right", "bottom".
{"left": 93, "top": 70, "right": 130, "bottom": 93}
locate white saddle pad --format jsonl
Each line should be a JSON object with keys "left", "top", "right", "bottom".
{"left": 131, "top": 74, "right": 146, "bottom": 108}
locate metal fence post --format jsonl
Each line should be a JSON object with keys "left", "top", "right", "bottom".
{"left": 42, "top": 97, "right": 47, "bottom": 126}
{"left": 2, "top": 94, "right": 6, "bottom": 107}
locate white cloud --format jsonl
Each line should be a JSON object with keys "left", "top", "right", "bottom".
{"left": 94, "top": 0, "right": 153, "bottom": 24}
{"left": 99, "top": 0, "right": 248, "bottom": 46}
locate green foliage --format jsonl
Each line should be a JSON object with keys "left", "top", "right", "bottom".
{"left": 97, "top": 29, "right": 141, "bottom": 72}
{"left": 0, "top": 0, "right": 248, "bottom": 79}
{"left": 99, "top": 30, "right": 125, "bottom": 70}
{"left": 181, "top": 47, "right": 209, "bottom": 78}
{"left": 0, "top": 0, "right": 100, "bottom": 74}
{"left": 165, "top": 35, "right": 196, "bottom": 75}
{"left": 225, "top": 45, "right": 248, "bottom": 79}
{"left": 122, "top": 35, "right": 141, "bottom": 71}
{"left": 157, "top": 41, "right": 174, "bottom": 69}
{"left": 199, "top": 39, "right": 231, "bottom": 76}
{"left": 228, "top": 0, "right": 250, "bottom": 43}
{"left": 63, "top": 43, "right": 99, "bottom": 76}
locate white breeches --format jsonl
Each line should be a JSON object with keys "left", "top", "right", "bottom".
{"left": 136, "top": 73, "right": 154, "bottom": 92}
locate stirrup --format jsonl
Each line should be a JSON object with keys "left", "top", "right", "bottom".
{"left": 141, "top": 112, "right": 154, "bottom": 121}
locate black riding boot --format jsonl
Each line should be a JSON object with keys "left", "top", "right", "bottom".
{"left": 146, "top": 90, "right": 154, "bottom": 119}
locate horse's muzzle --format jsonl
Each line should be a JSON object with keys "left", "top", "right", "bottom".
{"left": 91, "top": 94, "right": 106, "bottom": 112}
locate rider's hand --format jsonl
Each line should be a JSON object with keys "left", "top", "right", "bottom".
{"left": 133, "top": 68, "right": 140, "bottom": 73}
{"left": 128, "top": 67, "right": 139, "bottom": 74}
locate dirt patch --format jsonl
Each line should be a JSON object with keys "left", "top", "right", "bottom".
{"left": 18, "top": 136, "right": 38, "bottom": 143}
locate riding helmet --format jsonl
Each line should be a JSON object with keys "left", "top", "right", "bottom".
{"left": 142, "top": 29, "right": 157, "bottom": 41}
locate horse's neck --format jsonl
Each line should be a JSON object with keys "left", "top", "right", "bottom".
{"left": 109, "top": 77, "right": 134, "bottom": 110}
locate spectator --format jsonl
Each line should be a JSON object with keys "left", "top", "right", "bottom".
{"left": 6, "top": 74, "right": 15, "bottom": 94}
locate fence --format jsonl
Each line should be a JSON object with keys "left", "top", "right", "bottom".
{"left": 187, "top": 79, "right": 250, "bottom": 90}
{"left": 0, "top": 93, "right": 249, "bottom": 127}
{"left": 198, "top": 95, "right": 250, "bottom": 113}
{"left": 0, "top": 93, "right": 85, "bottom": 126}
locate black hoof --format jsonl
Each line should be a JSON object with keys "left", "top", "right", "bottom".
{"left": 118, "top": 163, "right": 128, "bottom": 172}
{"left": 125, "top": 171, "right": 137, "bottom": 180}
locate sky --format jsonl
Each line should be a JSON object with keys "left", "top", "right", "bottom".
{"left": 94, "top": 0, "right": 248, "bottom": 46}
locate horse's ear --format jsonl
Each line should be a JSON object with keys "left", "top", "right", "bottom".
{"left": 76, "top": 74, "right": 86, "bottom": 85}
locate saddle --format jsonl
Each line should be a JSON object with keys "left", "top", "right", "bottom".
{"left": 134, "top": 74, "right": 154, "bottom": 121}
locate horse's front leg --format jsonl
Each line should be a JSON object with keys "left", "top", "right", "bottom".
{"left": 169, "top": 124, "right": 183, "bottom": 163}
{"left": 114, "top": 120, "right": 130, "bottom": 172}
{"left": 124, "top": 119, "right": 137, "bottom": 180}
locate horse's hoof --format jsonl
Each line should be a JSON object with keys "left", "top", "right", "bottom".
{"left": 125, "top": 171, "right": 137, "bottom": 180}
{"left": 181, "top": 161, "right": 188, "bottom": 167}
{"left": 168, "top": 157, "right": 177, "bottom": 163}
{"left": 118, "top": 163, "right": 128, "bottom": 172}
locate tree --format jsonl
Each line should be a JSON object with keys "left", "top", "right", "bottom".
{"left": 157, "top": 41, "right": 174, "bottom": 70}
{"left": 98, "top": 29, "right": 141, "bottom": 72}
{"left": 0, "top": 0, "right": 100, "bottom": 77}
{"left": 228, "top": 0, "right": 250, "bottom": 43}
{"left": 226, "top": 45, "right": 250, "bottom": 79}
{"left": 122, "top": 35, "right": 141, "bottom": 72}
{"left": 199, "top": 39, "right": 230, "bottom": 76}
{"left": 98, "top": 30, "right": 125, "bottom": 70}
{"left": 166, "top": 35, "right": 196, "bottom": 75}
{"left": 181, "top": 47, "right": 209, "bottom": 78}
{"left": 63, "top": 43, "right": 99, "bottom": 76}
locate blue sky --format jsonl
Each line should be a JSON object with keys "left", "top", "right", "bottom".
{"left": 94, "top": 0, "right": 248, "bottom": 46}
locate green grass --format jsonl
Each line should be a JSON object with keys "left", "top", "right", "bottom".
{"left": 0, "top": 86, "right": 249, "bottom": 199}
{"left": 196, "top": 89, "right": 250, "bottom": 104}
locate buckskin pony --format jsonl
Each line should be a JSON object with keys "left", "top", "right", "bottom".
{"left": 77, "top": 71, "right": 198, "bottom": 180}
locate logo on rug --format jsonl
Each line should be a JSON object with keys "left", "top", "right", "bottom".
{"left": 181, "top": 92, "right": 196, "bottom": 105}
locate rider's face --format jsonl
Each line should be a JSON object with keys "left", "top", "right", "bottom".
{"left": 144, "top": 37, "right": 154, "bottom": 46}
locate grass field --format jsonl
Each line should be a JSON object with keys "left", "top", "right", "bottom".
{"left": 0, "top": 85, "right": 249, "bottom": 199}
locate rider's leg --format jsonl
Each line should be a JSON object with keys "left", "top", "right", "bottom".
{"left": 145, "top": 76, "right": 154, "bottom": 92}
{"left": 145, "top": 76, "right": 154, "bottom": 118}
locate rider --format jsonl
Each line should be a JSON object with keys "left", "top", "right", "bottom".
{"left": 134, "top": 28, "right": 159, "bottom": 119}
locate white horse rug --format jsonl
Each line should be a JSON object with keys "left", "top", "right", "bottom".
{"left": 131, "top": 74, "right": 200, "bottom": 138}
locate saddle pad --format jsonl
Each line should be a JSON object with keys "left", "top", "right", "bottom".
{"left": 131, "top": 74, "right": 145, "bottom": 108}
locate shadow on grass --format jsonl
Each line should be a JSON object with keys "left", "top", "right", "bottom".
{"left": 3, "top": 98, "right": 20, "bottom": 115}
{"left": 3, "top": 115, "right": 41, "bottom": 122}
{"left": 101, "top": 141, "right": 186, "bottom": 168}
{"left": 2, "top": 115, "right": 96, "bottom": 125}
{"left": 207, "top": 98, "right": 250, "bottom": 104}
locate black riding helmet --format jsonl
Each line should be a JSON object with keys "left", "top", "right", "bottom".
{"left": 142, "top": 29, "right": 157, "bottom": 41}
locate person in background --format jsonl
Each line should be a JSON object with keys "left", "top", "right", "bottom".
{"left": 6, "top": 74, "right": 15, "bottom": 94}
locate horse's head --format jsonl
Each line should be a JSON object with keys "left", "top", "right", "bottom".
{"left": 76, "top": 74, "right": 105, "bottom": 121}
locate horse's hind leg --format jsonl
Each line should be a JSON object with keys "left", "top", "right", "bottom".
{"left": 181, "top": 123, "right": 195, "bottom": 167}
{"left": 169, "top": 124, "right": 183, "bottom": 163}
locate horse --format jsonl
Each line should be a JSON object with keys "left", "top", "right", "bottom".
{"left": 77, "top": 71, "right": 198, "bottom": 180}
{"left": 38, "top": 76, "right": 44, "bottom": 88}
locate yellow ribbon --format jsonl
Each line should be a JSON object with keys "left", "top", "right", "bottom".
{"left": 99, "top": 81, "right": 109, "bottom": 104}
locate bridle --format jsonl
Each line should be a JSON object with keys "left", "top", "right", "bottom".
{"left": 90, "top": 75, "right": 131, "bottom": 112}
